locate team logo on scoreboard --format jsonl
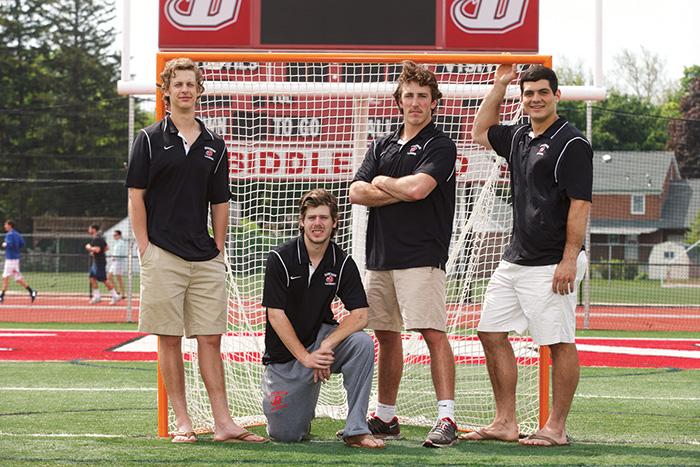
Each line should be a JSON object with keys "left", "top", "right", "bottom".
{"left": 450, "top": 0, "right": 529, "bottom": 34}
{"left": 165, "top": 0, "right": 242, "bottom": 31}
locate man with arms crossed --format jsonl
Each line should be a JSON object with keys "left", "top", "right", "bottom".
{"left": 462, "top": 64, "right": 592, "bottom": 447}
{"left": 0, "top": 220, "right": 37, "bottom": 303}
{"left": 126, "top": 57, "right": 266, "bottom": 444}
{"left": 262, "top": 189, "right": 382, "bottom": 449}
{"left": 349, "top": 61, "right": 458, "bottom": 448}
{"left": 86, "top": 224, "right": 120, "bottom": 305}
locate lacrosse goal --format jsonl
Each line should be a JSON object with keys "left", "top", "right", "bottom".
{"left": 153, "top": 52, "right": 554, "bottom": 437}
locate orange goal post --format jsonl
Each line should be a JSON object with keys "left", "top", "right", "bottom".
{"left": 148, "top": 52, "right": 565, "bottom": 438}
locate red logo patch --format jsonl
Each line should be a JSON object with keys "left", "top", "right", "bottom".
{"left": 270, "top": 391, "right": 288, "bottom": 412}
{"left": 324, "top": 272, "right": 337, "bottom": 286}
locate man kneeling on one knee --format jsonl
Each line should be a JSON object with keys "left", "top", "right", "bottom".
{"left": 261, "top": 189, "right": 383, "bottom": 449}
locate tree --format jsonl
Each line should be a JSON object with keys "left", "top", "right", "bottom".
{"left": 0, "top": 0, "right": 150, "bottom": 229}
{"left": 612, "top": 47, "right": 673, "bottom": 105}
{"left": 669, "top": 74, "right": 700, "bottom": 178}
{"left": 0, "top": 0, "right": 54, "bottom": 228}
{"left": 686, "top": 211, "right": 700, "bottom": 246}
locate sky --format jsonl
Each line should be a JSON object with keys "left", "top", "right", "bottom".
{"left": 113, "top": 0, "right": 700, "bottom": 95}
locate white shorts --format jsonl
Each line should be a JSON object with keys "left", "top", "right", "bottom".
{"left": 477, "top": 251, "right": 587, "bottom": 345}
{"left": 2, "top": 259, "right": 23, "bottom": 281}
{"left": 108, "top": 260, "right": 126, "bottom": 276}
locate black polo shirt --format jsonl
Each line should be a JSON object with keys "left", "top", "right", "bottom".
{"left": 352, "top": 121, "right": 457, "bottom": 270}
{"left": 488, "top": 117, "right": 593, "bottom": 266}
{"left": 125, "top": 116, "right": 231, "bottom": 261}
{"left": 88, "top": 234, "right": 107, "bottom": 269}
{"left": 261, "top": 236, "right": 368, "bottom": 365}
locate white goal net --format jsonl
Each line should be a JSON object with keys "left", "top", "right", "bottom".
{"left": 162, "top": 53, "right": 551, "bottom": 435}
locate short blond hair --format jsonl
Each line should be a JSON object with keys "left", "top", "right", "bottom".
{"left": 159, "top": 57, "right": 204, "bottom": 105}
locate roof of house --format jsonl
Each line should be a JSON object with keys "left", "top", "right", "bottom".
{"left": 593, "top": 151, "right": 680, "bottom": 194}
{"left": 591, "top": 178, "right": 700, "bottom": 234}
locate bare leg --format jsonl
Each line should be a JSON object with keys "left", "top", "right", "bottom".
{"left": 196, "top": 334, "right": 266, "bottom": 442}
{"left": 374, "top": 330, "right": 403, "bottom": 405}
{"left": 520, "top": 342, "right": 578, "bottom": 446}
{"left": 158, "top": 335, "right": 192, "bottom": 433}
{"left": 461, "top": 331, "right": 519, "bottom": 441}
{"left": 420, "top": 329, "right": 455, "bottom": 400}
{"left": 2, "top": 277, "right": 9, "bottom": 293}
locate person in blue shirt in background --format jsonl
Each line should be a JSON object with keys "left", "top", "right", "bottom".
{"left": 0, "top": 219, "right": 37, "bottom": 303}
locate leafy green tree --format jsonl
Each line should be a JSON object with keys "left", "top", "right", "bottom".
{"left": 0, "top": 0, "right": 151, "bottom": 230}
{"left": 0, "top": 0, "right": 54, "bottom": 228}
{"left": 686, "top": 211, "right": 700, "bottom": 246}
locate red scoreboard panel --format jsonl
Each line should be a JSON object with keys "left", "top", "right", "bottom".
{"left": 159, "top": 0, "right": 538, "bottom": 52}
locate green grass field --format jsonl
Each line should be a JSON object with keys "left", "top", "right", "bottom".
{"left": 0, "top": 326, "right": 698, "bottom": 465}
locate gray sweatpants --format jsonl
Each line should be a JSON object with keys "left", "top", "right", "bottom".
{"left": 262, "top": 323, "right": 375, "bottom": 442}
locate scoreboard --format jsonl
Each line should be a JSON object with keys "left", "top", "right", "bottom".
{"left": 160, "top": 0, "right": 539, "bottom": 52}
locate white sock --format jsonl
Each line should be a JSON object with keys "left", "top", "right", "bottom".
{"left": 437, "top": 400, "right": 455, "bottom": 422}
{"left": 374, "top": 402, "right": 396, "bottom": 423}
{"left": 111, "top": 289, "right": 119, "bottom": 298}
{"left": 92, "top": 289, "right": 101, "bottom": 299}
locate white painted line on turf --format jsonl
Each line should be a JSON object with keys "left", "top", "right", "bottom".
{"left": 0, "top": 432, "right": 125, "bottom": 438}
{"left": 576, "top": 343, "right": 700, "bottom": 359}
{"left": 0, "top": 387, "right": 155, "bottom": 392}
{"left": 576, "top": 394, "right": 700, "bottom": 401}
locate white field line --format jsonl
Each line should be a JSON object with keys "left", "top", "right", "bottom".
{"left": 0, "top": 387, "right": 154, "bottom": 392}
{"left": 0, "top": 432, "right": 125, "bottom": 438}
{"left": 576, "top": 394, "right": 700, "bottom": 401}
{"left": 0, "top": 387, "right": 696, "bottom": 402}
{"left": 575, "top": 312, "right": 700, "bottom": 319}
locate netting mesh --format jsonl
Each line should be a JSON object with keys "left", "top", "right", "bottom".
{"left": 167, "top": 55, "right": 550, "bottom": 434}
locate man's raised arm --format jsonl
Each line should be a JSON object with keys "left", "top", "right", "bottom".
{"left": 472, "top": 64, "right": 517, "bottom": 149}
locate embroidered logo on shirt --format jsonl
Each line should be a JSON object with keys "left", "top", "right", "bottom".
{"left": 204, "top": 146, "right": 217, "bottom": 161}
{"left": 407, "top": 144, "right": 422, "bottom": 156}
{"left": 270, "top": 391, "right": 288, "bottom": 412}
{"left": 324, "top": 272, "right": 337, "bottom": 286}
{"left": 536, "top": 144, "right": 549, "bottom": 156}
{"left": 164, "top": 145, "right": 175, "bottom": 150}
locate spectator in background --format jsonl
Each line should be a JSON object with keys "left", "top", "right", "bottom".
{"left": 85, "top": 223, "right": 120, "bottom": 305}
{"left": 0, "top": 219, "right": 37, "bottom": 303}
{"left": 108, "top": 229, "right": 127, "bottom": 298}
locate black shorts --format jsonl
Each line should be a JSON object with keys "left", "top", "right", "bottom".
{"left": 90, "top": 264, "right": 107, "bottom": 282}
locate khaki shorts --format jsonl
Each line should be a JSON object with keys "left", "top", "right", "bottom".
{"left": 365, "top": 267, "right": 447, "bottom": 332}
{"left": 138, "top": 243, "right": 228, "bottom": 338}
{"left": 477, "top": 251, "right": 588, "bottom": 345}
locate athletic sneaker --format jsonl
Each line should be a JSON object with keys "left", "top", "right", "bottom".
{"left": 30, "top": 290, "right": 37, "bottom": 303}
{"left": 110, "top": 294, "right": 121, "bottom": 305}
{"left": 0, "top": 295, "right": 4, "bottom": 303}
{"left": 422, "top": 418, "right": 458, "bottom": 448}
{"left": 89, "top": 296, "right": 101, "bottom": 304}
{"left": 336, "top": 414, "right": 401, "bottom": 440}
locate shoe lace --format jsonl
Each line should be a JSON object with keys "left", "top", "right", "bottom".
{"left": 431, "top": 419, "right": 455, "bottom": 438}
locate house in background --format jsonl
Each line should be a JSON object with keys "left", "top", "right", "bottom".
{"left": 590, "top": 151, "right": 700, "bottom": 267}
